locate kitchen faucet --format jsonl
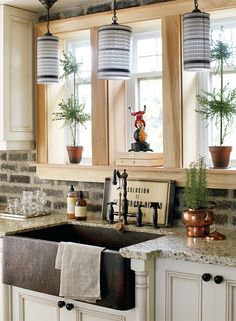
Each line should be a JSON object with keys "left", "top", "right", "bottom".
{"left": 112, "top": 169, "right": 129, "bottom": 225}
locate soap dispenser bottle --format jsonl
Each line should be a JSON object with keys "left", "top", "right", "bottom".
{"left": 67, "top": 185, "right": 77, "bottom": 219}
{"left": 75, "top": 191, "right": 87, "bottom": 220}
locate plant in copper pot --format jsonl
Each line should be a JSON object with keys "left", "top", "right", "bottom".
{"left": 53, "top": 52, "right": 90, "bottom": 164}
{"left": 182, "top": 156, "right": 213, "bottom": 237}
{"left": 196, "top": 40, "right": 236, "bottom": 168}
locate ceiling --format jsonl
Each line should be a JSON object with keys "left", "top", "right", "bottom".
{"left": 0, "top": 0, "right": 110, "bottom": 13}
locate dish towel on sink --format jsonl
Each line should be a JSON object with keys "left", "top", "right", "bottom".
{"left": 55, "top": 242, "right": 105, "bottom": 302}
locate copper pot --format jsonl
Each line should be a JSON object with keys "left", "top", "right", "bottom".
{"left": 182, "top": 209, "right": 213, "bottom": 237}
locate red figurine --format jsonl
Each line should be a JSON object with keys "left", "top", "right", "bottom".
{"left": 128, "top": 105, "right": 146, "bottom": 129}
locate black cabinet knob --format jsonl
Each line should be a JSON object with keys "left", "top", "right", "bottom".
{"left": 66, "top": 303, "right": 74, "bottom": 311}
{"left": 202, "top": 273, "right": 211, "bottom": 282}
{"left": 214, "top": 275, "right": 223, "bottom": 284}
{"left": 57, "top": 300, "right": 65, "bottom": 308}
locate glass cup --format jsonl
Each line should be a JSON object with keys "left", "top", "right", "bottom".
{"left": 6, "top": 198, "right": 20, "bottom": 214}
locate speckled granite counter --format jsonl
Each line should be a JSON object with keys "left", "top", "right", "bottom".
{"left": 69, "top": 219, "right": 236, "bottom": 268}
{"left": 0, "top": 213, "right": 68, "bottom": 237}
{"left": 1, "top": 214, "right": 236, "bottom": 268}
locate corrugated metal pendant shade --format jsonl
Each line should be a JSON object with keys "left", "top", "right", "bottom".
{"left": 37, "top": 0, "right": 59, "bottom": 84}
{"left": 98, "top": 0, "right": 132, "bottom": 80}
{"left": 37, "top": 34, "right": 59, "bottom": 84}
{"left": 183, "top": 0, "right": 210, "bottom": 71}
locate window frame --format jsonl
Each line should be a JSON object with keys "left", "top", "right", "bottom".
{"left": 35, "top": 0, "right": 236, "bottom": 189}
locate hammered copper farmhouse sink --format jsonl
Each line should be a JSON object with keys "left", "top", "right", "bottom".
{"left": 3, "top": 224, "right": 161, "bottom": 310}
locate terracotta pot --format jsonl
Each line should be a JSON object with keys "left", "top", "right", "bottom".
{"left": 182, "top": 209, "right": 213, "bottom": 237}
{"left": 66, "top": 145, "right": 83, "bottom": 164}
{"left": 209, "top": 146, "right": 232, "bottom": 169}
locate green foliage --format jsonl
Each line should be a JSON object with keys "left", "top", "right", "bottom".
{"left": 53, "top": 96, "right": 90, "bottom": 146}
{"left": 196, "top": 40, "right": 236, "bottom": 145}
{"left": 53, "top": 52, "right": 90, "bottom": 147}
{"left": 59, "top": 52, "right": 81, "bottom": 80}
{"left": 184, "top": 157, "right": 208, "bottom": 210}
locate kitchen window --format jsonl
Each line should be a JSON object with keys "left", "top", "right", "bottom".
{"left": 66, "top": 36, "right": 92, "bottom": 164}
{"left": 197, "top": 17, "right": 236, "bottom": 166}
{"left": 126, "top": 25, "right": 163, "bottom": 153}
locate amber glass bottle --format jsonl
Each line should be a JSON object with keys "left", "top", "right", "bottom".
{"left": 75, "top": 191, "right": 87, "bottom": 220}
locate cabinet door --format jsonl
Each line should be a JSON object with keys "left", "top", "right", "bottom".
{"left": 12, "top": 287, "right": 61, "bottom": 321}
{"left": 11, "top": 287, "right": 128, "bottom": 321}
{"left": 0, "top": 5, "right": 37, "bottom": 150}
{"left": 156, "top": 258, "right": 202, "bottom": 321}
{"left": 155, "top": 258, "right": 233, "bottom": 321}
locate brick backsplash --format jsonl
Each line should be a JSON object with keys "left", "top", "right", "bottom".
{"left": 1, "top": 150, "right": 236, "bottom": 227}
{"left": 0, "top": 151, "right": 104, "bottom": 216}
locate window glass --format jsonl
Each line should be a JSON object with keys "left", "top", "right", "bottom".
{"left": 66, "top": 35, "right": 92, "bottom": 164}
{"left": 127, "top": 25, "right": 163, "bottom": 152}
{"left": 198, "top": 18, "right": 236, "bottom": 163}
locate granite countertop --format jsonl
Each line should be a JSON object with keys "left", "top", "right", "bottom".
{"left": 0, "top": 213, "right": 68, "bottom": 237}
{"left": 0, "top": 213, "right": 236, "bottom": 268}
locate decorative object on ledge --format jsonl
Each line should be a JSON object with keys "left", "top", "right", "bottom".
{"left": 182, "top": 156, "right": 213, "bottom": 237}
{"left": 37, "top": 0, "right": 59, "bottom": 84}
{"left": 53, "top": 52, "right": 90, "bottom": 164}
{"left": 97, "top": 0, "right": 132, "bottom": 79}
{"left": 196, "top": 38, "right": 236, "bottom": 168}
{"left": 183, "top": 0, "right": 210, "bottom": 71}
{"left": 128, "top": 105, "right": 153, "bottom": 152}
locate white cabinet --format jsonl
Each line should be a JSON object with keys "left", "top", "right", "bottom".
{"left": 155, "top": 258, "right": 236, "bottom": 321}
{"left": 0, "top": 5, "right": 37, "bottom": 150}
{"left": 11, "top": 286, "right": 131, "bottom": 321}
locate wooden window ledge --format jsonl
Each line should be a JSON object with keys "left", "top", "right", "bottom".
{"left": 36, "top": 163, "right": 236, "bottom": 189}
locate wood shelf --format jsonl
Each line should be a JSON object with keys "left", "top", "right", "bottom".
{"left": 36, "top": 163, "right": 236, "bottom": 189}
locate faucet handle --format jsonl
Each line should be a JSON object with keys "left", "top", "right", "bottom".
{"left": 150, "top": 202, "right": 162, "bottom": 229}
{"left": 134, "top": 204, "right": 144, "bottom": 227}
{"left": 107, "top": 202, "right": 117, "bottom": 224}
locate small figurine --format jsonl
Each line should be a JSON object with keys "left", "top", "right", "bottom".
{"left": 128, "top": 105, "right": 153, "bottom": 152}
{"left": 128, "top": 105, "right": 146, "bottom": 129}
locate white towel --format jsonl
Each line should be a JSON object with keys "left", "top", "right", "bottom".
{"left": 55, "top": 242, "right": 105, "bottom": 302}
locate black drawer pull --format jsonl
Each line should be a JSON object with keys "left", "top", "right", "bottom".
{"left": 202, "top": 273, "right": 211, "bottom": 282}
{"left": 66, "top": 303, "right": 74, "bottom": 311}
{"left": 58, "top": 300, "right": 65, "bottom": 308}
{"left": 214, "top": 275, "right": 223, "bottom": 284}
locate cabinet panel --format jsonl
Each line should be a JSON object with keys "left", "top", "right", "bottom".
{"left": 0, "top": 5, "right": 37, "bottom": 150}
{"left": 12, "top": 287, "right": 60, "bottom": 321}
{"left": 77, "top": 307, "right": 125, "bottom": 321}
{"left": 226, "top": 280, "right": 236, "bottom": 321}
{"left": 165, "top": 270, "right": 201, "bottom": 321}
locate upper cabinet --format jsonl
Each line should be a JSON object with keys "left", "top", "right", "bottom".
{"left": 0, "top": 5, "right": 37, "bottom": 150}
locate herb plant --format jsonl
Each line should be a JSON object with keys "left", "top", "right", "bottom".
{"left": 184, "top": 156, "right": 208, "bottom": 210}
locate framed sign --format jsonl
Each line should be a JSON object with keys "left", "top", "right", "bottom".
{"left": 102, "top": 178, "right": 175, "bottom": 226}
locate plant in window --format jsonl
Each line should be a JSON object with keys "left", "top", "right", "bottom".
{"left": 53, "top": 52, "right": 90, "bottom": 164}
{"left": 196, "top": 40, "right": 236, "bottom": 168}
{"left": 182, "top": 156, "right": 213, "bottom": 237}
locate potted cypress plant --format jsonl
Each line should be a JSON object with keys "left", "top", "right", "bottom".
{"left": 196, "top": 40, "right": 236, "bottom": 168}
{"left": 182, "top": 156, "right": 213, "bottom": 237}
{"left": 53, "top": 52, "right": 90, "bottom": 164}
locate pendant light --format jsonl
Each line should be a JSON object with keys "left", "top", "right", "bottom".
{"left": 97, "top": 0, "right": 132, "bottom": 79}
{"left": 183, "top": 0, "right": 210, "bottom": 71}
{"left": 37, "top": 0, "right": 59, "bottom": 84}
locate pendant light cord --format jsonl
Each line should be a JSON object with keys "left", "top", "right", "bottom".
{"left": 193, "top": 0, "right": 201, "bottom": 12}
{"left": 46, "top": 6, "right": 51, "bottom": 35}
{"left": 112, "top": 0, "right": 118, "bottom": 24}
